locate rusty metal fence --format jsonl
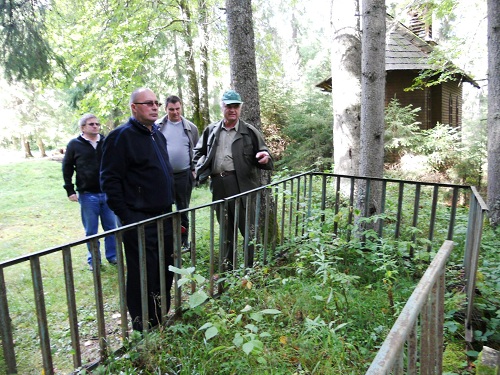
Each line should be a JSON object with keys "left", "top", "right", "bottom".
{"left": 0, "top": 173, "right": 486, "bottom": 374}
{"left": 365, "top": 186, "right": 487, "bottom": 374}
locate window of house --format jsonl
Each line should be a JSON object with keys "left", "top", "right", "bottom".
{"left": 426, "top": 89, "right": 432, "bottom": 129}
{"left": 449, "top": 94, "right": 453, "bottom": 126}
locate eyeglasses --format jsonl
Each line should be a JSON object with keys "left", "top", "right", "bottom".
{"left": 134, "top": 101, "right": 162, "bottom": 107}
{"left": 86, "top": 122, "right": 101, "bottom": 127}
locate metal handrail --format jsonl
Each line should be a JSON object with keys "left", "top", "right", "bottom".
{"left": 365, "top": 240, "right": 454, "bottom": 374}
{"left": 0, "top": 172, "right": 485, "bottom": 374}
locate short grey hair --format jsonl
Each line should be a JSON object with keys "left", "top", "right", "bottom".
{"left": 130, "top": 87, "right": 149, "bottom": 105}
{"left": 78, "top": 113, "right": 98, "bottom": 128}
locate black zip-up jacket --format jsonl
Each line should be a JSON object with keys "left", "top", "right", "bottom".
{"left": 100, "top": 117, "right": 174, "bottom": 225}
{"left": 62, "top": 134, "right": 105, "bottom": 196}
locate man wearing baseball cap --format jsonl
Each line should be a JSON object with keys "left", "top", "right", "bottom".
{"left": 193, "top": 90, "right": 273, "bottom": 268}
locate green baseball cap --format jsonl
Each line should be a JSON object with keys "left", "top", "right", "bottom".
{"left": 221, "top": 90, "right": 243, "bottom": 104}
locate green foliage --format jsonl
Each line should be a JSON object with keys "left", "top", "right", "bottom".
{"left": 417, "top": 123, "right": 462, "bottom": 174}
{"left": 384, "top": 97, "right": 423, "bottom": 158}
{"left": 415, "top": 122, "right": 487, "bottom": 186}
{"left": 0, "top": 0, "right": 63, "bottom": 82}
{"left": 275, "top": 92, "right": 333, "bottom": 172}
{"left": 406, "top": 46, "right": 465, "bottom": 91}
{"left": 169, "top": 265, "right": 210, "bottom": 309}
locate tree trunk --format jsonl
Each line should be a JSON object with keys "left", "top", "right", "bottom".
{"left": 37, "top": 138, "right": 47, "bottom": 157}
{"left": 22, "top": 136, "right": 33, "bottom": 158}
{"left": 173, "top": 33, "right": 184, "bottom": 103}
{"left": 331, "top": 0, "right": 361, "bottom": 189}
{"left": 487, "top": 0, "right": 500, "bottom": 228}
{"left": 225, "top": 0, "right": 276, "bottom": 254}
{"left": 358, "top": 0, "right": 386, "bottom": 218}
{"left": 225, "top": 0, "right": 261, "bottom": 129}
{"left": 179, "top": 0, "right": 202, "bottom": 129}
{"left": 198, "top": 0, "right": 210, "bottom": 128}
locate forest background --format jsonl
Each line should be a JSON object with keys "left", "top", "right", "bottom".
{"left": 0, "top": 0, "right": 489, "bottom": 181}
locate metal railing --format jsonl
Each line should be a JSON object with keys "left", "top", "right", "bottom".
{"left": 0, "top": 173, "right": 485, "bottom": 374}
{"left": 366, "top": 240, "right": 454, "bottom": 374}
{"left": 364, "top": 186, "right": 487, "bottom": 374}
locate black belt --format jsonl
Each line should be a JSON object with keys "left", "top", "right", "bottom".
{"left": 211, "top": 170, "right": 236, "bottom": 178}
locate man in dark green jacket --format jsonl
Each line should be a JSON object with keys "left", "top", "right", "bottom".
{"left": 193, "top": 90, "right": 273, "bottom": 268}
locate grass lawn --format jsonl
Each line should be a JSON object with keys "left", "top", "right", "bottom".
{"left": 0, "top": 156, "right": 212, "bottom": 373}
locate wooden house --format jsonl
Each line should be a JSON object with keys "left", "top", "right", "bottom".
{"left": 316, "top": 15, "right": 479, "bottom": 130}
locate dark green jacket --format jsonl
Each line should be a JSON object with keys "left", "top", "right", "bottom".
{"left": 193, "top": 119, "right": 273, "bottom": 193}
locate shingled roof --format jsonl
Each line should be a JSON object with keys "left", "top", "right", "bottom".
{"left": 316, "top": 14, "right": 479, "bottom": 91}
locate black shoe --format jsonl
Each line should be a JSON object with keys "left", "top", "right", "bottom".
{"left": 108, "top": 258, "right": 117, "bottom": 265}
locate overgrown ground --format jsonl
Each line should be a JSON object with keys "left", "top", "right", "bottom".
{"left": 0, "top": 157, "right": 498, "bottom": 374}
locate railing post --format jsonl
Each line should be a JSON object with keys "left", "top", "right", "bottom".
{"left": 31, "top": 256, "right": 53, "bottom": 375}
{"left": 464, "top": 187, "right": 488, "bottom": 342}
{"left": 138, "top": 224, "right": 149, "bottom": 332}
{"left": 62, "top": 246, "right": 82, "bottom": 369}
{"left": 114, "top": 231, "right": 129, "bottom": 340}
{"left": 0, "top": 267, "right": 17, "bottom": 374}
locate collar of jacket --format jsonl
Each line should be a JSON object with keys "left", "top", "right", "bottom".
{"left": 156, "top": 115, "right": 187, "bottom": 130}
{"left": 130, "top": 117, "right": 159, "bottom": 135}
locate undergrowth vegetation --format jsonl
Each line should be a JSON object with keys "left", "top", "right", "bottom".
{"left": 0, "top": 159, "right": 498, "bottom": 374}
{"left": 89, "top": 208, "right": 499, "bottom": 375}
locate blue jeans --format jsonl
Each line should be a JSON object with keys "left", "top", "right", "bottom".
{"left": 79, "top": 192, "right": 117, "bottom": 265}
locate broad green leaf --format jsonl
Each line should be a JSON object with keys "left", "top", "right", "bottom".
{"left": 169, "top": 266, "right": 195, "bottom": 275}
{"left": 205, "top": 326, "right": 218, "bottom": 340}
{"left": 198, "top": 322, "right": 213, "bottom": 331}
{"left": 242, "top": 341, "right": 254, "bottom": 355}
{"left": 257, "top": 356, "right": 267, "bottom": 364}
{"left": 250, "top": 313, "right": 263, "bottom": 322}
{"left": 241, "top": 305, "right": 252, "bottom": 312}
{"left": 189, "top": 290, "right": 209, "bottom": 308}
{"left": 235, "top": 314, "right": 243, "bottom": 324}
{"left": 177, "top": 278, "right": 190, "bottom": 288}
{"left": 193, "top": 274, "right": 206, "bottom": 284}
{"left": 245, "top": 324, "right": 258, "bottom": 333}
{"left": 233, "top": 333, "right": 243, "bottom": 347}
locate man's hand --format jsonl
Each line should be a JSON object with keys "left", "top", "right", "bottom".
{"left": 256, "top": 151, "right": 270, "bottom": 164}
{"left": 68, "top": 194, "right": 78, "bottom": 202}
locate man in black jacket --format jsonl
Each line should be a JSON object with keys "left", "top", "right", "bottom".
{"left": 101, "top": 88, "right": 175, "bottom": 332}
{"left": 62, "top": 113, "right": 117, "bottom": 271}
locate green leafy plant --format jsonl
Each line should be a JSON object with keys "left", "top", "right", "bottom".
{"left": 384, "top": 97, "right": 422, "bottom": 159}
{"left": 169, "top": 265, "right": 210, "bottom": 309}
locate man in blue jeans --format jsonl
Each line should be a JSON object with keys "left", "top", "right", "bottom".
{"left": 62, "top": 113, "right": 117, "bottom": 270}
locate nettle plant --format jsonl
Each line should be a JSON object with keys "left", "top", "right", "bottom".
{"left": 198, "top": 303, "right": 281, "bottom": 364}
{"left": 169, "top": 265, "right": 210, "bottom": 309}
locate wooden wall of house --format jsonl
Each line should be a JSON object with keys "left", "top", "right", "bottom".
{"left": 386, "top": 70, "right": 428, "bottom": 129}
{"left": 437, "top": 81, "right": 462, "bottom": 128}
{"left": 386, "top": 70, "right": 463, "bottom": 130}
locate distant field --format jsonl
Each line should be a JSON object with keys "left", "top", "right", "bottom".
{"left": 0, "top": 155, "right": 212, "bottom": 263}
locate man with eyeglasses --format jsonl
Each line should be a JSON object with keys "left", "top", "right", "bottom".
{"left": 193, "top": 90, "right": 273, "bottom": 268}
{"left": 62, "top": 113, "right": 117, "bottom": 271}
{"left": 100, "top": 87, "right": 175, "bottom": 332}
{"left": 156, "top": 95, "right": 199, "bottom": 250}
